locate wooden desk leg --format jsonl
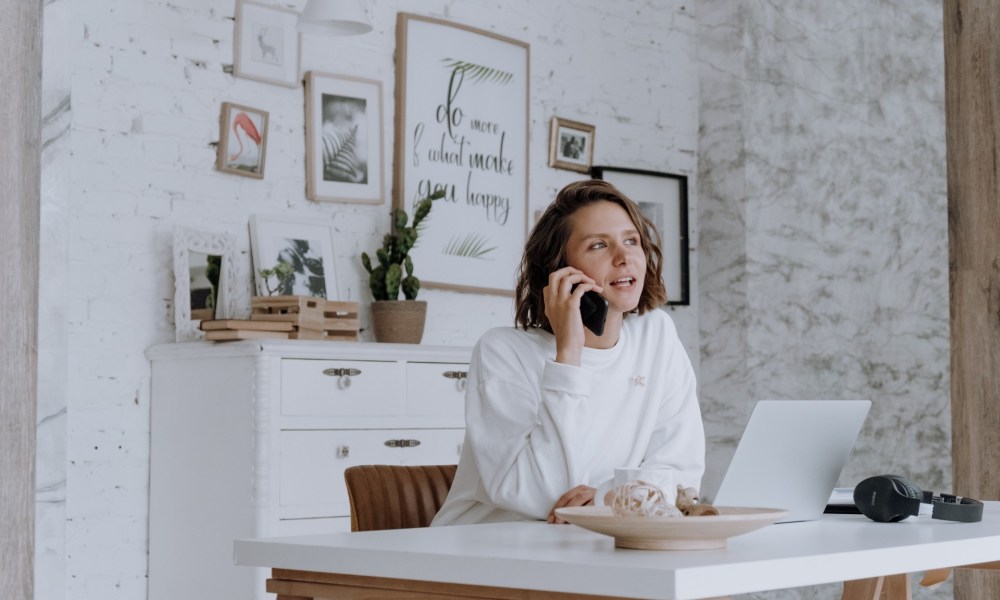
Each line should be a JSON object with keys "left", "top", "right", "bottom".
{"left": 843, "top": 577, "right": 883, "bottom": 600}
{"left": 920, "top": 568, "right": 952, "bottom": 588}
{"left": 842, "top": 574, "right": 911, "bottom": 600}
{"left": 881, "top": 573, "right": 911, "bottom": 599}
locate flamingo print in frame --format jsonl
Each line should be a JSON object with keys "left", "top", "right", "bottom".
{"left": 217, "top": 102, "right": 269, "bottom": 179}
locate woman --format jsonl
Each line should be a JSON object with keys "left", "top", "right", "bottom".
{"left": 431, "top": 180, "right": 705, "bottom": 526}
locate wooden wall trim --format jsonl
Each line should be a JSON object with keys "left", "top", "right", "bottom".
{"left": 0, "top": 0, "right": 42, "bottom": 598}
{"left": 944, "top": 0, "right": 1000, "bottom": 597}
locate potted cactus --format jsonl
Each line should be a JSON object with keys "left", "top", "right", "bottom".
{"left": 361, "top": 190, "right": 444, "bottom": 343}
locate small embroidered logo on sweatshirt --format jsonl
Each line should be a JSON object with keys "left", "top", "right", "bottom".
{"left": 631, "top": 375, "right": 646, "bottom": 387}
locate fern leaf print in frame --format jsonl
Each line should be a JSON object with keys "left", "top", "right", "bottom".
{"left": 321, "top": 94, "right": 368, "bottom": 184}
{"left": 443, "top": 233, "right": 498, "bottom": 258}
{"left": 440, "top": 59, "right": 515, "bottom": 85}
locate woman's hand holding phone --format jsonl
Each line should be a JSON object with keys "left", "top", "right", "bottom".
{"left": 543, "top": 267, "right": 603, "bottom": 366}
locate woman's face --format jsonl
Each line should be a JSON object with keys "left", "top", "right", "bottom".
{"left": 564, "top": 201, "right": 647, "bottom": 314}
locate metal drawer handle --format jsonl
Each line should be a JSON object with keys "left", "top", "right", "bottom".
{"left": 323, "top": 367, "right": 362, "bottom": 389}
{"left": 443, "top": 370, "right": 468, "bottom": 391}
{"left": 337, "top": 445, "right": 350, "bottom": 458}
{"left": 384, "top": 439, "right": 421, "bottom": 448}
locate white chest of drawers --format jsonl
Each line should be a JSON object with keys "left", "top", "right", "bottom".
{"left": 145, "top": 340, "right": 471, "bottom": 600}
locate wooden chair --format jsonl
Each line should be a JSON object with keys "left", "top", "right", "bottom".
{"left": 344, "top": 464, "right": 458, "bottom": 532}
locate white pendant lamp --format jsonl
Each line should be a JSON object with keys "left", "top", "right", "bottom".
{"left": 298, "top": 0, "right": 372, "bottom": 36}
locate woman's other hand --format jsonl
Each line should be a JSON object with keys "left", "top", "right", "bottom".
{"left": 547, "top": 485, "right": 596, "bottom": 524}
{"left": 543, "top": 267, "right": 602, "bottom": 366}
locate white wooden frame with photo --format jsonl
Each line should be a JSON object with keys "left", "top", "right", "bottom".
{"left": 305, "top": 71, "right": 384, "bottom": 204}
{"left": 173, "top": 226, "right": 242, "bottom": 342}
{"left": 394, "top": 13, "right": 530, "bottom": 295}
{"left": 234, "top": 0, "right": 301, "bottom": 87}
{"left": 548, "top": 116, "right": 595, "bottom": 173}
{"left": 217, "top": 102, "right": 269, "bottom": 179}
{"left": 249, "top": 214, "right": 340, "bottom": 300}
{"left": 591, "top": 166, "right": 690, "bottom": 305}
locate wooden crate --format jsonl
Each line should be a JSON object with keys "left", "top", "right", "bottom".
{"left": 323, "top": 301, "right": 360, "bottom": 342}
{"left": 289, "top": 328, "right": 325, "bottom": 340}
{"left": 251, "top": 296, "right": 325, "bottom": 332}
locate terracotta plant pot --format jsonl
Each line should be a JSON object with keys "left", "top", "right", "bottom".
{"left": 370, "top": 300, "right": 427, "bottom": 344}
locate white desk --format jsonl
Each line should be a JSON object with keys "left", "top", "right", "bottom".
{"left": 234, "top": 501, "right": 1000, "bottom": 600}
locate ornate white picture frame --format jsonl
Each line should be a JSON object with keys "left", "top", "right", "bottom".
{"left": 172, "top": 226, "right": 242, "bottom": 341}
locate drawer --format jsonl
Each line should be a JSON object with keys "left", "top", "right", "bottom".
{"left": 278, "top": 428, "right": 465, "bottom": 518}
{"left": 281, "top": 359, "right": 403, "bottom": 417}
{"left": 406, "top": 362, "right": 469, "bottom": 417}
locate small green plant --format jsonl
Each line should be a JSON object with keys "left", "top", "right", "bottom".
{"left": 361, "top": 190, "right": 445, "bottom": 301}
{"left": 258, "top": 261, "right": 294, "bottom": 296}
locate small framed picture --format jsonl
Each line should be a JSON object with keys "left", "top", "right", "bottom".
{"left": 234, "top": 0, "right": 301, "bottom": 87}
{"left": 249, "top": 214, "right": 339, "bottom": 299}
{"left": 217, "top": 102, "right": 269, "bottom": 178}
{"left": 548, "top": 116, "right": 595, "bottom": 173}
{"left": 305, "top": 71, "right": 384, "bottom": 204}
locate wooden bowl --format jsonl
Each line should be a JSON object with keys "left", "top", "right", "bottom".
{"left": 554, "top": 505, "right": 789, "bottom": 550}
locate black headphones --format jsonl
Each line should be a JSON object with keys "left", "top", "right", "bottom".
{"left": 854, "top": 474, "right": 984, "bottom": 523}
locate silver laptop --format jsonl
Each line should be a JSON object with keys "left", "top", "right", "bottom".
{"left": 706, "top": 399, "right": 871, "bottom": 522}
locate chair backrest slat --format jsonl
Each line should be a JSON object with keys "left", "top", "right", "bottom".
{"left": 344, "top": 464, "right": 458, "bottom": 532}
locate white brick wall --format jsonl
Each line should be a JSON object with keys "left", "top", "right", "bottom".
{"left": 40, "top": 1, "right": 700, "bottom": 598}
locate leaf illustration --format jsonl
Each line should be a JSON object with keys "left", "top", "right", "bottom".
{"left": 441, "top": 58, "right": 514, "bottom": 85}
{"left": 322, "top": 125, "right": 366, "bottom": 183}
{"left": 275, "top": 239, "right": 327, "bottom": 297}
{"left": 443, "top": 233, "right": 498, "bottom": 258}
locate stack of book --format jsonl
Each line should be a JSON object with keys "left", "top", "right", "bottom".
{"left": 199, "top": 319, "right": 293, "bottom": 341}
{"left": 201, "top": 296, "right": 361, "bottom": 342}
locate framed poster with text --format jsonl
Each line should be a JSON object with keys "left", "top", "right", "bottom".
{"left": 394, "top": 13, "right": 529, "bottom": 295}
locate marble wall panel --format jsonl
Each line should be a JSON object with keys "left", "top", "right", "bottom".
{"left": 698, "top": 2, "right": 949, "bottom": 598}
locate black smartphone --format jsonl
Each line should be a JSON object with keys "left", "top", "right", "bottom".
{"left": 579, "top": 290, "right": 609, "bottom": 336}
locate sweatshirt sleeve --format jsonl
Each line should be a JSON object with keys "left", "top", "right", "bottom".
{"left": 638, "top": 318, "right": 706, "bottom": 492}
{"left": 463, "top": 331, "right": 600, "bottom": 520}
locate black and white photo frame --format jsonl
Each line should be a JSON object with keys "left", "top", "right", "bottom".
{"left": 591, "top": 166, "right": 690, "bottom": 305}
{"left": 305, "top": 71, "right": 385, "bottom": 203}
{"left": 549, "top": 117, "right": 595, "bottom": 173}
{"left": 249, "top": 214, "right": 340, "bottom": 299}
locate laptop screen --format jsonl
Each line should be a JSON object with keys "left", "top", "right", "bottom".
{"left": 708, "top": 399, "right": 871, "bottom": 522}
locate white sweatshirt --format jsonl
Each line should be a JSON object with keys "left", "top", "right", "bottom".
{"left": 431, "top": 309, "right": 705, "bottom": 526}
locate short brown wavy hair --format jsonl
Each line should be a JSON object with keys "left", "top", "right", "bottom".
{"left": 514, "top": 179, "right": 666, "bottom": 331}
